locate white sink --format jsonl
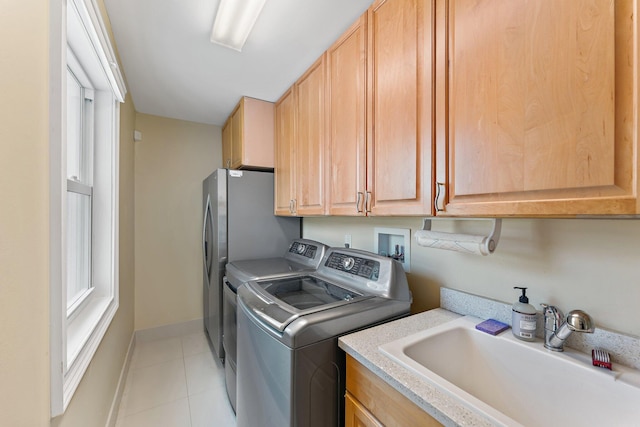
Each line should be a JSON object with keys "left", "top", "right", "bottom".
{"left": 379, "top": 315, "right": 640, "bottom": 427}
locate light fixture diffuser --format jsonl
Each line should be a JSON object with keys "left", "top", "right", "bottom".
{"left": 210, "top": 0, "right": 267, "bottom": 51}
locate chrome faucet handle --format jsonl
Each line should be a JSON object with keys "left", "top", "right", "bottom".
{"left": 540, "top": 303, "right": 563, "bottom": 332}
{"left": 565, "top": 310, "right": 594, "bottom": 333}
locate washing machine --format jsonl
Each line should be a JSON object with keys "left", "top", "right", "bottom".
{"left": 236, "top": 247, "right": 412, "bottom": 427}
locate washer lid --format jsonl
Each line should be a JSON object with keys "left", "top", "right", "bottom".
{"left": 241, "top": 275, "right": 372, "bottom": 332}
{"left": 225, "top": 239, "right": 329, "bottom": 288}
{"left": 226, "top": 258, "right": 302, "bottom": 287}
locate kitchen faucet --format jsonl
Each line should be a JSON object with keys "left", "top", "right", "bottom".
{"left": 541, "top": 304, "right": 594, "bottom": 351}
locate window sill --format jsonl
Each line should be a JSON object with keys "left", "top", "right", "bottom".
{"left": 66, "top": 286, "right": 95, "bottom": 321}
{"left": 63, "top": 295, "right": 118, "bottom": 410}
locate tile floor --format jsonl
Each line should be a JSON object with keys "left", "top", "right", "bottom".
{"left": 116, "top": 331, "right": 236, "bottom": 427}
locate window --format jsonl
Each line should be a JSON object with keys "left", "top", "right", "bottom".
{"left": 66, "top": 54, "right": 94, "bottom": 315}
{"left": 50, "top": 0, "right": 126, "bottom": 416}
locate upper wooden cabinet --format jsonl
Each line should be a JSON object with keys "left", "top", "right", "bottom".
{"left": 327, "top": 16, "right": 368, "bottom": 216}
{"left": 222, "top": 96, "right": 275, "bottom": 170}
{"left": 368, "top": 0, "right": 434, "bottom": 216}
{"left": 274, "top": 88, "right": 296, "bottom": 215}
{"left": 435, "top": 0, "right": 639, "bottom": 216}
{"left": 295, "top": 56, "right": 327, "bottom": 215}
{"left": 221, "top": 119, "right": 232, "bottom": 168}
{"left": 327, "top": 0, "right": 434, "bottom": 216}
{"left": 281, "top": 0, "right": 638, "bottom": 217}
{"left": 274, "top": 57, "right": 328, "bottom": 216}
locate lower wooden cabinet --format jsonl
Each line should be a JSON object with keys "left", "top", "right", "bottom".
{"left": 345, "top": 392, "right": 383, "bottom": 427}
{"left": 345, "top": 355, "right": 442, "bottom": 427}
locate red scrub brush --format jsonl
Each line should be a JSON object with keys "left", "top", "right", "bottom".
{"left": 592, "top": 348, "right": 612, "bottom": 370}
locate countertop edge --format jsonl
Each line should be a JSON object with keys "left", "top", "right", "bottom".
{"left": 338, "top": 308, "right": 495, "bottom": 427}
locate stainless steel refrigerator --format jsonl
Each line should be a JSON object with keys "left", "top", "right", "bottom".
{"left": 202, "top": 169, "right": 300, "bottom": 360}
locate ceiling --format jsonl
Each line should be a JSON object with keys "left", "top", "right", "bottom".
{"left": 104, "top": 0, "right": 374, "bottom": 126}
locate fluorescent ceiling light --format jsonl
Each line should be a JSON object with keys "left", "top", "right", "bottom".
{"left": 210, "top": 0, "right": 267, "bottom": 51}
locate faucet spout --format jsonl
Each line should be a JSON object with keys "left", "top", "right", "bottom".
{"left": 541, "top": 305, "right": 594, "bottom": 352}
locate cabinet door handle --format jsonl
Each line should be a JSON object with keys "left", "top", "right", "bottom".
{"left": 292, "top": 199, "right": 297, "bottom": 214}
{"left": 226, "top": 159, "right": 231, "bottom": 168}
{"left": 289, "top": 199, "right": 294, "bottom": 214}
{"left": 434, "top": 182, "right": 445, "bottom": 212}
{"left": 365, "top": 191, "right": 372, "bottom": 214}
{"left": 356, "top": 192, "right": 364, "bottom": 213}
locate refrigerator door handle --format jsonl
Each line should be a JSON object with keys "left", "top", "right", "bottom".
{"left": 202, "top": 194, "right": 213, "bottom": 281}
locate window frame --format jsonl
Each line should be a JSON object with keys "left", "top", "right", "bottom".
{"left": 49, "top": 0, "right": 126, "bottom": 416}
{"left": 65, "top": 53, "right": 95, "bottom": 317}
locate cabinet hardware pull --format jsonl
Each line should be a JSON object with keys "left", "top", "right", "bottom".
{"left": 435, "top": 182, "right": 445, "bottom": 212}
{"left": 365, "top": 191, "right": 372, "bottom": 214}
{"left": 293, "top": 199, "right": 297, "bottom": 214}
{"left": 289, "top": 199, "right": 294, "bottom": 214}
{"left": 226, "top": 159, "right": 231, "bottom": 168}
{"left": 356, "top": 192, "right": 364, "bottom": 213}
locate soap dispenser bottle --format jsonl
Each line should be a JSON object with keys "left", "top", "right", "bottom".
{"left": 512, "top": 287, "right": 537, "bottom": 341}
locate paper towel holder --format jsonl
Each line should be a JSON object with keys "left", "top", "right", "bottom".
{"left": 420, "top": 218, "right": 502, "bottom": 255}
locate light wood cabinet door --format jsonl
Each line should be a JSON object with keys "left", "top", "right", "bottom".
{"left": 367, "top": 0, "right": 434, "bottom": 216}
{"left": 274, "top": 88, "right": 296, "bottom": 215}
{"left": 436, "top": 0, "right": 638, "bottom": 216}
{"left": 221, "top": 118, "right": 232, "bottom": 169}
{"left": 240, "top": 97, "right": 275, "bottom": 169}
{"left": 295, "top": 56, "right": 327, "bottom": 215}
{"left": 345, "top": 355, "right": 442, "bottom": 427}
{"left": 345, "top": 392, "right": 383, "bottom": 427}
{"left": 327, "top": 16, "right": 368, "bottom": 216}
{"left": 226, "top": 97, "right": 275, "bottom": 170}
{"left": 230, "top": 105, "right": 242, "bottom": 168}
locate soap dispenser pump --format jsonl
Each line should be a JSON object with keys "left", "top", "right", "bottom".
{"left": 512, "top": 287, "right": 537, "bottom": 341}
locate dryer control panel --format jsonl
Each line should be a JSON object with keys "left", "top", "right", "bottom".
{"left": 288, "top": 241, "right": 318, "bottom": 259}
{"left": 283, "top": 239, "right": 328, "bottom": 269}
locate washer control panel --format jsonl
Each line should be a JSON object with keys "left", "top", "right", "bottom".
{"left": 316, "top": 248, "right": 411, "bottom": 302}
{"left": 325, "top": 252, "right": 380, "bottom": 281}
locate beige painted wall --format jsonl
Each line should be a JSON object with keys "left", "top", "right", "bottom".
{"left": 0, "top": 0, "right": 136, "bottom": 424}
{"left": 134, "top": 114, "right": 221, "bottom": 330}
{"left": 0, "top": 0, "right": 51, "bottom": 424}
{"left": 304, "top": 217, "right": 640, "bottom": 337}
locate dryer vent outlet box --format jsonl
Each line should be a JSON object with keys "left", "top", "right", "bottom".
{"left": 374, "top": 227, "right": 410, "bottom": 272}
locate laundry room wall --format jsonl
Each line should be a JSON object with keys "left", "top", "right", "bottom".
{"left": 0, "top": 0, "right": 51, "bottom": 424}
{"left": 134, "top": 113, "right": 221, "bottom": 330}
{"left": 304, "top": 217, "right": 640, "bottom": 338}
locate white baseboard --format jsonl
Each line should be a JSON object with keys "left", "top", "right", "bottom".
{"left": 105, "top": 333, "right": 135, "bottom": 427}
{"left": 135, "top": 318, "right": 204, "bottom": 343}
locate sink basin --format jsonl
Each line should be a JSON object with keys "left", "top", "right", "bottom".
{"left": 379, "top": 316, "right": 640, "bottom": 427}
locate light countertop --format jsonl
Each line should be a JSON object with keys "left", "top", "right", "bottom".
{"left": 338, "top": 308, "right": 496, "bottom": 427}
{"left": 339, "top": 288, "right": 640, "bottom": 426}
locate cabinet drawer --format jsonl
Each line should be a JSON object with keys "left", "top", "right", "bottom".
{"left": 345, "top": 392, "right": 383, "bottom": 427}
{"left": 346, "top": 355, "right": 442, "bottom": 427}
